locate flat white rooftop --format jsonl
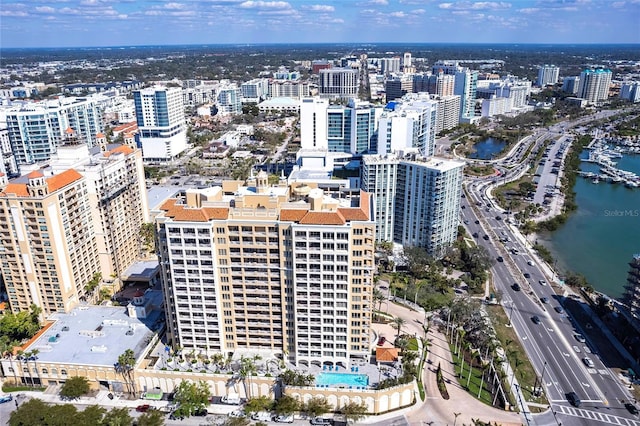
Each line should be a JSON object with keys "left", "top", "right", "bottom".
{"left": 27, "top": 305, "right": 162, "bottom": 367}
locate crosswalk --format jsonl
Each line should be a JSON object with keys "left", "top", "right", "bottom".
{"left": 555, "top": 404, "right": 640, "bottom": 425}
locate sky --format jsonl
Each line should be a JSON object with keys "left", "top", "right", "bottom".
{"left": 1, "top": 0, "right": 639, "bottom": 48}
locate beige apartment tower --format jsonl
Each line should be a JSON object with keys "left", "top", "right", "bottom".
{"left": 0, "top": 144, "right": 149, "bottom": 315}
{"left": 156, "top": 171, "right": 376, "bottom": 368}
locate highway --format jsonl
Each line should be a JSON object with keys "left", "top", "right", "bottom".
{"left": 461, "top": 119, "right": 639, "bottom": 426}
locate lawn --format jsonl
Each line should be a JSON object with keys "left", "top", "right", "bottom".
{"left": 487, "top": 305, "right": 549, "bottom": 411}
{"left": 407, "top": 337, "right": 419, "bottom": 352}
{"left": 449, "top": 344, "right": 493, "bottom": 405}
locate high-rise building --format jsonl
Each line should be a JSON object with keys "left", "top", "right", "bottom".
{"left": 319, "top": 68, "right": 358, "bottom": 99}
{"left": 537, "top": 65, "right": 560, "bottom": 87}
{"left": 0, "top": 169, "right": 98, "bottom": 314}
{"left": 241, "top": 79, "right": 270, "bottom": 103}
{"left": 577, "top": 69, "right": 612, "bottom": 103}
{"left": 156, "top": 173, "right": 375, "bottom": 367}
{"left": 620, "top": 82, "right": 640, "bottom": 103}
{"left": 361, "top": 153, "right": 464, "bottom": 257}
{"left": 0, "top": 125, "right": 18, "bottom": 177}
{"left": 454, "top": 68, "right": 478, "bottom": 120}
{"left": 3, "top": 97, "right": 104, "bottom": 165}
{"left": 623, "top": 254, "right": 640, "bottom": 318}
{"left": 429, "top": 72, "right": 456, "bottom": 97}
{"left": 376, "top": 94, "right": 438, "bottom": 157}
{"left": 385, "top": 75, "right": 413, "bottom": 102}
{"left": 380, "top": 57, "right": 401, "bottom": 75}
{"left": 562, "top": 76, "right": 580, "bottom": 95}
{"left": 393, "top": 156, "right": 464, "bottom": 257}
{"left": 432, "top": 95, "right": 461, "bottom": 133}
{"left": 0, "top": 143, "right": 149, "bottom": 315}
{"left": 268, "top": 81, "right": 310, "bottom": 99}
{"left": 217, "top": 83, "right": 243, "bottom": 116}
{"left": 134, "top": 86, "right": 187, "bottom": 162}
{"left": 300, "top": 97, "right": 380, "bottom": 155}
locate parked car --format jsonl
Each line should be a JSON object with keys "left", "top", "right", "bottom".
{"left": 377, "top": 336, "right": 386, "bottom": 345}
{"left": 310, "top": 417, "right": 333, "bottom": 425}
{"left": 193, "top": 408, "right": 208, "bottom": 417}
{"left": 274, "top": 414, "right": 295, "bottom": 423}
{"left": 0, "top": 394, "right": 13, "bottom": 404}
{"left": 221, "top": 394, "right": 241, "bottom": 405}
{"left": 136, "top": 404, "right": 150, "bottom": 413}
{"left": 252, "top": 412, "right": 273, "bottom": 422}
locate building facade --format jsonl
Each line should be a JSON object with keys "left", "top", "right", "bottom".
{"left": 156, "top": 175, "right": 375, "bottom": 368}
{"left": 319, "top": 68, "right": 358, "bottom": 99}
{"left": 3, "top": 97, "right": 104, "bottom": 165}
{"left": 217, "top": 84, "right": 243, "bottom": 116}
{"left": 361, "top": 154, "right": 464, "bottom": 257}
{"left": 133, "top": 86, "right": 187, "bottom": 162}
{"left": 0, "top": 143, "right": 148, "bottom": 315}
{"left": 577, "top": 69, "right": 613, "bottom": 103}
{"left": 537, "top": 65, "right": 560, "bottom": 87}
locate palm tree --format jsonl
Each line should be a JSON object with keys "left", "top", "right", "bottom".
{"left": 28, "top": 349, "right": 41, "bottom": 387}
{"left": 372, "top": 288, "right": 385, "bottom": 313}
{"left": 239, "top": 356, "right": 257, "bottom": 399}
{"left": 16, "top": 350, "right": 29, "bottom": 387}
{"left": 391, "top": 317, "right": 406, "bottom": 340}
{"left": 116, "top": 349, "right": 136, "bottom": 397}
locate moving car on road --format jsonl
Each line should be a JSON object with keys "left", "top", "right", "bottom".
{"left": 625, "top": 403, "right": 639, "bottom": 415}
{"left": 582, "top": 357, "right": 594, "bottom": 368}
{"left": 567, "top": 391, "right": 581, "bottom": 407}
{"left": 531, "top": 315, "right": 541, "bottom": 324}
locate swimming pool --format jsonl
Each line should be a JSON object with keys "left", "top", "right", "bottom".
{"left": 316, "top": 372, "right": 369, "bottom": 388}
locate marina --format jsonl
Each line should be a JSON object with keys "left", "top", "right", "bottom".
{"left": 579, "top": 140, "right": 640, "bottom": 188}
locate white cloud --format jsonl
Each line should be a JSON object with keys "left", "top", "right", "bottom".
{"left": 412, "top": 8, "right": 426, "bottom": 14}
{"left": 439, "top": 1, "right": 511, "bottom": 10}
{"left": 307, "top": 5, "right": 335, "bottom": 12}
{"left": 164, "top": 3, "right": 186, "bottom": 10}
{"left": 519, "top": 7, "right": 541, "bottom": 13}
{"left": 390, "top": 11, "right": 406, "bottom": 17}
{"left": 0, "top": 10, "right": 29, "bottom": 17}
{"left": 240, "top": 1, "right": 292, "bottom": 9}
{"left": 36, "top": 6, "right": 56, "bottom": 13}
{"left": 366, "top": 0, "right": 389, "bottom": 5}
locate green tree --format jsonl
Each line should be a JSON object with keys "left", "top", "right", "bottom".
{"left": 391, "top": 316, "right": 407, "bottom": 340}
{"left": 44, "top": 404, "right": 79, "bottom": 426}
{"left": 9, "top": 398, "right": 49, "bottom": 426}
{"left": 173, "top": 380, "right": 212, "bottom": 418}
{"left": 224, "top": 418, "right": 251, "bottom": 426}
{"left": 60, "top": 376, "right": 90, "bottom": 400}
{"left": 339, "top": 401, "right": 368, "bottom": 423}
{"left": 140, "top": 223, "right": 156, "bottom": 253}
{"left": 77, "top": 405, "right": 107, "bottom": 425}
{"left": 101, "top": 407, "right": 133, "bottom": 426}
{"left": 136, "top": 409, "right": 165, "bottom": 426}
{"left": 302, "top": 397, "right": 331, "bottom": 418}
{"left": 273, "top": 395, "right": 300, "bottom": 415}
{"left": 116, "top": 349, "right": 136, "bottom": 397}
{"left": 244, "top": 396, "right": 273, "bottom": 413}
{"left": 372, "top": 288, "right": 385, "bottom": 313}
{"left": 401, "top": 246, "right": 432, "bottom": 279}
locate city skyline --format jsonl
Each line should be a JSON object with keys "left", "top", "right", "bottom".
{"left": 1, "top": 0, "right": 639, "bottom": 49}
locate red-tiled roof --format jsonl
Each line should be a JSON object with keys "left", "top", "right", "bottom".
{"left": 65, "top": 127, "right": 75, "bottom": 134}
{"left": 299, "top": 211, "right": 346, "bottom": 225}
{"left": 47, "top": 169, "right": 83, "bottom": 192}
{"left": 27, "top": 170, "right": 44, "bottom": 179}
{"left": 2, "top": 183, "right": 29, "bottom": 197}
{"left": 280, "top": 209, "right": 308, "bottom": 222}
{"left": 104, "top": 145, "right": 134, "bottom": 157}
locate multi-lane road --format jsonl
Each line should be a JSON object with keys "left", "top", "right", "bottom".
{"left": 461, "top": 120, "right": 639, "bottom": 426}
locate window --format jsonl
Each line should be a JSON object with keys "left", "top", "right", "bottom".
{"left": 60, "top": 369, "right": 67, "bottom": 375}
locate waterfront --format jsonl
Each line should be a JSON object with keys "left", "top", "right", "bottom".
{"left": 542, "top": 152, "right": 640, "bottom": 299}
{"left": 469, "top": 137, "right": 507, "bottom": 160}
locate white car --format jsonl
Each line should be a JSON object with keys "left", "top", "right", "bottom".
{"left": 539, "top": 280, "right": 547, "bottom": 286}
{"left": 575, "top": 334, "right": 586, "bottom": 343}
{"left": 274, "top": 414, "right": 294, "bottom": 423}
{"left": 583, "top": 357, "right": 595, "bottom": 368}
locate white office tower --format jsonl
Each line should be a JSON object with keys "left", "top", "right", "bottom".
{"left": 577, "top": 69, "right": 612, "bottom": 102}
{"left": 241, "top": 79, "right": 269, "bottom": 103}
{"left": 394, "top": 156, "right": 464, "bottom": 257}
{"left": 361, "top": 155, "right": 399, "bottom": 242}
{"left": 481, "top": 97, "right": 512, "bottom": 117}
{"left": 562, "top": 76, "right": 580, "bottom": 95}
{"left": 134, "top": 86, "right": 187, "bottom": 162}
{"left": 454, "top": 68, "right": 478, "bottom": 120}
{"left": 537, "top": 65, "right": 560, "bottom": 87}
{"left": 155, "top": 177, "right": 375, "bottom": 366}
{"left": 319, "top": 68, "right": 358, "bottom": 99}
{"left": 376, "top": 94, "right": 437, "bottom": 157}
{"left": 403, "top": 52, "right": 412, "bottom": 68}
{"left": 620, "top": 82, "right": 640, "bottom": 103}
{"left": 361, "top": 153, "right": 464, "bottom": 257}
{"left": 300, "top": 97, "right": 381, "bottom": 155}
{"left": 3, "top": 97, "right": 104, "bottom": 165}
{"left": 0, "top": 125, "right": 18, "bottom": 177}
{"left": 217, "top": 83, "right": 243, "bottom": 116}
{"left": 380, "top": 57, "right": 401, "bottom": 75}
{"left": 300, "top": 97, "right": 329, "bottom": 151}
{"left": 432, "top": 95, "right": 461, "bottom": 133}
